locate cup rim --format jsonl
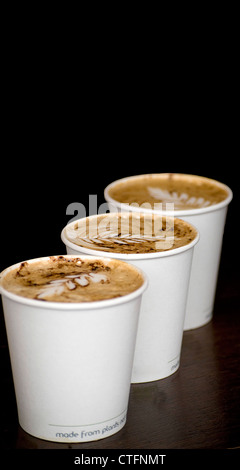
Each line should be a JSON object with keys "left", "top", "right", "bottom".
{"left": 104, "top": 173, "right": 233, "bottom": 216}
{"left": 0, "top": 255, "right": 148, "bottom": 310}
{"left": 61, "top": 212, "right": 200, "bottom": 260}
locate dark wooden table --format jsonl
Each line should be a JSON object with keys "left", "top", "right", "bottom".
{"left": 1, "top": 275, "right": 239, "bottom": 452}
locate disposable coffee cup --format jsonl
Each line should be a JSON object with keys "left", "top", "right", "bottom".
{"left": 61, "top": 213, "right": 199, "bottom": 382}
{"left": 0, "top": 255, "right": 147, "bottom": 442}
{"left": 104, "top": 174, "right": 233, "bottom": 330}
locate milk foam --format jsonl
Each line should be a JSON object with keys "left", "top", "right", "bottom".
{"left": 0, "top": 256, "right": 144, "bottom": 302}
{"left": 65, "top": 213, "right": 197, "bottom": 254}
{"left": 107, "top": 174, "right": 228, "bottom": 211}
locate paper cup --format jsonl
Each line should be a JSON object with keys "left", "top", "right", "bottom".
{"left": 104, "top": 174, "right": 233, "bottom": 330}
{"left": 0, "top": 255, "right": 147, "bottom": 442}
{"left": 61, "top": 214, "right": 199, "bottom": 382}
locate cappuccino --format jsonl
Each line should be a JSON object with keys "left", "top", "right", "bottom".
{"left": 0, "top": 255, "right": 144, "bottom": 302}
{"left": 61, "top": 213, "right": 199, "bottom": 382}
{"left": 106, "top": 173, "right": 228, "bottom": 210}
{"left": 104, "top": 173, "right": 232, "bottom": 330}
{"left": 0, "top": 255, "right": 147, "bottom": 442}
{"left": 63, "top": 213, "right": 198, "bottom": 254}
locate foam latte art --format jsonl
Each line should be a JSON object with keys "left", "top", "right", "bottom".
{"left": 37, "top": 272, "right": 108, "bottom": 299}
{"left": 1, "top": 256, "right": 144, "bottom": 302}
{"left": 107, "top": 173, "right": 229, "bottom": 211}
{"left": 147, "top": 187, "right": 211, "bottom": 209}
{"left": 65, "top": 213, "right": 198, "bottom": 254}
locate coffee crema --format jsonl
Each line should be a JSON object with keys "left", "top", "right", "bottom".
{"left": 0, "top": 256, "right": 144, "bottom": 302}
{"left": 107, "top": 174, "right": 229, "bottom": 210}
{"left": 64, "top": 213, "right": 198, "bottom": 254}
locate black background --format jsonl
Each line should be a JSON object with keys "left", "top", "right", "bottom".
{"left": 1, "top": 42, "right": 238, "bottom": 278}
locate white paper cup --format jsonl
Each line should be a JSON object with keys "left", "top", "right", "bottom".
{"left": 0, "top": 255, "right": 147, "bottom": 442}
{"left": 104, "top": 174, "right": 233, "bottom": 330}
{"left": 61, "top": 214, "right": 199, "bottom": 382}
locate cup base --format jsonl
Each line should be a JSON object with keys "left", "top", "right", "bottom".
{"left": 131, "top": 361, "right": 180, "bottom": 384}
{"left": 18, "top": 409, "right": 127, "bottom": 443}
{"left": 184, "top": 310, "right": 213, "bottom": 331}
